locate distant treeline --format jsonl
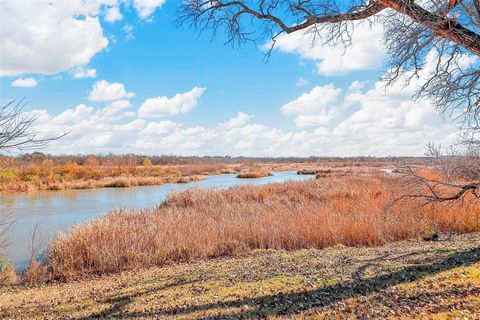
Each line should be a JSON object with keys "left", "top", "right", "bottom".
{"left": 0, "top": 152, "right": 429, "bottom": 167}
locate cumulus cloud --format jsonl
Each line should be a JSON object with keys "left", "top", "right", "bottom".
{"left": 105, "top": 5, "right": 122, "bottom": 22}
{"left": 0, "top": 0, "right": 166, "bottom": 76}
{"left": 101, "top": 100, "right": 133, "bottom": 119}
{"left": 281, "top": 84, "right": 341, "bottom": 127}
{"left": 331, "top": 81, "right": 452, "bottom": 155}
{"left": 0, "top": 0, "right": 108, "bottom": 76}
{"left": 138, "top": 87, "right": 207, "bottom": 118}
{"left": 26, "top": 59, "right": 457, "bottom": 157}
{"left": 219, "top": 112, "right": 252, "bottom": 129}
{"left": 269, "top": 23, "right": 386, "bottom": 76}
{"left": 133, "top": 0, "right": 166, "bottom": 19}
{"left": 11, "top": 77, "right": 38, "bottom": 88}
{"left": 295, "top": 77, "right": 309, "bottom": 87}
{"left": 88, "top": 80, "right": 135, "bottom": 101}
{"left": 73, "top": 67, "right": 97, "bottom": 79}
{"left": 30, "top": 91, "right": 454, "bottom": 157}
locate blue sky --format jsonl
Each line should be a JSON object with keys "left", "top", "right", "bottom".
{"left": 0, "top": 0, "right": 459, "bottom": 156}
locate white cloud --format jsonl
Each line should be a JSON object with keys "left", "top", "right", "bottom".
{"left": 220, "top": 112, "right": 252, "bottom": 129}
{"left": 281, "top": 84, "right": 341, "bottom": 127}
{"left": 11, "top": 77, "right": 37, "bottom": 88}
{"left": 105, "top": 5, "right": 122, "bottom": 22}
{"left": 123, "top": 24, "right": 135, "bottom": 40}
{"left": 101, "top": 100, "right": 132, "bottom": 119}
{"left": 133, "top": 0, "right": 166, "bottom": 19}
{"left": 26, "top": 64, "right": 458, "bottom": 157}
{"left": 141, "top": 120, "right": 178, "bottom": 135}
{"left": 50, "top": 104, "right": 94, "bottom": 125}
{"left": 270, "top": 23, "right": 386, "bottom": 76}
{"left": 29, "top": 97, "right": 455, "bottom": 157}
{"left": 295, "top": 77, "right": 309, "bottom": 87}
{"left": 88, "top": 80, "right": 135, "bottom": 101}
{"left": 73, "top": 67, "right": 97, "bottom": 79}
{"left": 0, "top": 0, "right": 108, "bottom": 76}
{"left": 138, "top": 87, "right": 207, "bottom": 118}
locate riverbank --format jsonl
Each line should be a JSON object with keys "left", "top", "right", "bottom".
{"left": 0, "top": 164, "right": 235, "bottom": 193}
{"left": 25, "top": 173, "right": 480, "bottom": 281}
{"left": 0, "top": 171, "right": 313, "bottom": 269}
{"left": 1, "top": 232, "right": 478, "bottom": 319}
{"left": 0, "top": 157, "right": 407, "bottom": 193}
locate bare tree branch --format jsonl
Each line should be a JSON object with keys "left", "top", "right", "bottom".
{"left": 400, "top": 143, "right": 479, "bottom": 205}
{"left": 0, "top": 99, "right": 67, "bottom": 153}
{"left": 180, "top": 0, "right": 480, "bottom": 141}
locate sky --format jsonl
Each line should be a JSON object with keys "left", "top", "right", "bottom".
{"left": 0, "top": 0, "right": 461, "bottom": 156}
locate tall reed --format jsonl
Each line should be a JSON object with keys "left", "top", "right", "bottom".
{"left": 49, "top": 174, "right": 480, "bottom": 280}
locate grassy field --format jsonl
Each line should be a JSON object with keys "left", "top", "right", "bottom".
{"left": 0, "top": 159, "right": 478, "bottom": 318}
{"left": 42, "top": 173, "right": 479, "bottom": 280}
{"left": 0, "top": 156, "right": 412, "bottom": 193}
{"left": 1, "top": 233, "right": 478, "bottom": 319}
{"left": 0, "top": 163, "right": 233, "bottom": 192}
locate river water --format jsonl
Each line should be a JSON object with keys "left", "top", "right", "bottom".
{"left": 0, "top": 171, "right": 312, "bottom": 268}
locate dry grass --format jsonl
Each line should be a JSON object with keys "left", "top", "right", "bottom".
{"left": 236, "top": 171, "right": 272, "bottom": 178}
{"left": 0, "top": 159, "right": 403, "bottom": 193}
{"left": 297, "top": 168, "right": 332, "bottom": 175}
{"left": 0, "top": 164, "right": 216, "bottom": 192}
{"left": 0, "top": 265, "right": 17, "bottom": 286}
{"left": 236, "top": 164, "right": 273, "bottom": 178}
{"left": 24, "top": 261, "right": 49, "bottom": 286}
{"left": 178, "top": 164, "right": 236, "bottom": 176}
{"left": 1, "top": 233, "right": 479, "bottom": 319}
{"left": 48, "top": 174, "right": 480, "bottom": 280}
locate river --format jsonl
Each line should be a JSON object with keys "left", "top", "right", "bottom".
{"left": 0, "top": 171, "right": 312, "bottom": 268}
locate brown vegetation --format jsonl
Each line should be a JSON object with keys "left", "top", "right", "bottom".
{"left": 0, "top": 264, "right": 17, "bottom": 286}
{"left": 0, "top": 153, "right": 429, "bottom": 193}
{"left": 178, "top": 163, "right": 234, "bottom": 176}
{"left": 0, "top": 163, "right": 233, "bottom": 192}
{"left": 236, "top": 164, "right": 273, "bottom": 178}
{"left": 236, "top": 170, "right": 272, "bottom": 178}
{"left": 48, "top": 174, "right": 479, "bottom": 280}
{"left": 1, "top": 233, "right": 478, "bottom": 319}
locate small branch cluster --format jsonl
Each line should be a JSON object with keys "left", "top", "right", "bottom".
{"left": 0, "top": 100, "right": 66, "bottom": 153}
{"left": 400, "top": 143, "right": 479, "bottom": 205}
{"left": 180, "top": 0, "right": 480, "bottom": 138}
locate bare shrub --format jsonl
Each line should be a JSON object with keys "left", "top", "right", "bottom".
{"left": 401, "top": 143, "right": 479, "bottom": 204}
{"left": 24, "top": 261, "right": 48, "bottom": 286}
{"left": 24, "top": 221, "right": 49, "bottom": 286}
{"left": 0, "top": 263, "right": 17, "bottom": 286}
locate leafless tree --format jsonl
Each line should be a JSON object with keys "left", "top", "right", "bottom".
{"left": 180, "top": 0, "right": 480, "bottom": 203}
{"left": 0, "top": 99, "right": 66, "bottom": 153}
{"left": 399, "top": 143, "right": 479, "bottom": 204}
{"left": 180, "top": 0, "right": 480, "bottom": 135}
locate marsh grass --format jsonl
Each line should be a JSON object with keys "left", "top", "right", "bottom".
{"left": 236, "top": 171, "right": 272, "bottom": 178}
{"left": 236, "top": 164, "right": 273, "bottom": 178}
{"left": 0, "top": 164, "right": 215, "bottom": 192}
{"left": 48, "top": 174, "right": 480, "bottom": 280}
{"left": 0, "top": 263, "right": 17, "bottom": 286}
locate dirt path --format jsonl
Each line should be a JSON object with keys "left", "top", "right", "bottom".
{"left": 1, "top": 233, "right": 479, "bottom": 319}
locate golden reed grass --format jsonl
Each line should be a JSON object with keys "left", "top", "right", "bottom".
{"left": 0, "top": 163, "right": 232, "bottom": 192}
{"left": 48, "top": 174, "right": 480, "bottom": 280}
{"left": 236, "top": 171, "right": 272, "bottom": 178}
